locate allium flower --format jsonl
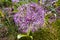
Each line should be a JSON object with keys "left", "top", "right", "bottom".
{"left": 3, "top": 7, "right": 14, "bottom": 17}
{"left": 0, "top": 26, "right": 8, "bottom": 38}
{"left": 56, "top": 6, "right": 60, "bottom": 18}
{"left": 12, "top": 0, "right": 19, "bottom": 3}
{"left": 41, "top": 0, "right": 58, "bottom": 6}
{"left": 3, "top": 7, "right": 12, "bottom": 13}
{"left": 56, "top": 6, "right": 60, "bottom": 14}
{"left": 48, "top": 14, "right": 56, "bottom": 24}
{"left": 14, "top": 3, "right": 45, "bottom": 33}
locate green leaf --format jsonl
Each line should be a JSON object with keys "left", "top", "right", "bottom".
{"left": 17, "top": 34, "right": 33, "bottom": 40}
{"left": 30, "top": 36, "right": 33, "bottom": 40}
{"left": 17, "top": 34, "right": 27, "bottom": 39}
{"left": 32, "top": 0, "right": 38, "bottom": 3}
{"left": 56, "top": 0, "right": 60, "bottom": 6}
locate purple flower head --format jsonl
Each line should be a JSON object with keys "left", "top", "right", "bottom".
{"left": 14, "top": 3, "right": 45, "bottom": 33}
{"left": 12, "top": 0, "right": 19, "bottom": 3}
{"left": 48, "top": 14, "right": 56, "bottom": 24}
{"left": 50, "top": 0, "right": 58, "bottom": 3}
{"left": 56, "top": 6, "right": 60, "bottom": 14}
{"left": 41, "top": 0, "right": 58, "bottom": 6}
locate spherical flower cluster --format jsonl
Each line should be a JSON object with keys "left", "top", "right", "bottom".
{"left": 14, "top": 3, "right": 45, "bottom": 33}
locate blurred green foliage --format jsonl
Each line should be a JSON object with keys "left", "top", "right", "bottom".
{"left": 56, "top": 0, "right": 60, "bottom": 6}
{"left": 0, "top": 0, "right": 12, "bottom": 8}
{"left": 33, "top": 18, "right": 60, "bottom": 40}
